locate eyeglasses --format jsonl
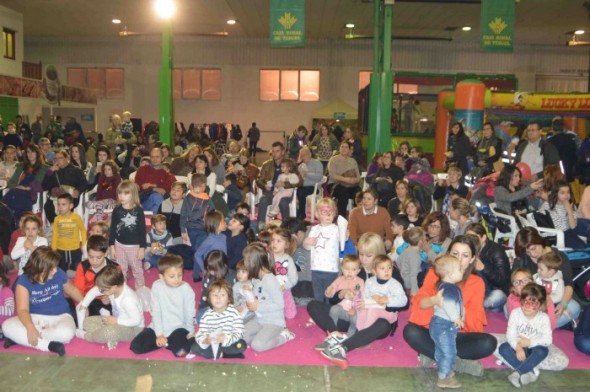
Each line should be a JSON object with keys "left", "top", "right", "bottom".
{"left": 512, "top": 279, "right": 531, "bottom": 286}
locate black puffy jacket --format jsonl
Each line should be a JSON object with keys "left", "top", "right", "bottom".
{"left": 479, "top": 239, "right": 511, "bottom": 294}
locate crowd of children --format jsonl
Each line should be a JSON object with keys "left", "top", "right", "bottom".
{"left": 0, "top": 164, "right": 588, "bottom": 390}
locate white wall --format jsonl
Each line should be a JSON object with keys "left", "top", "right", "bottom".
{"left": 22, "top": 36, "right": 590, "bottom": 135}
{"left": 0, "top": 5, "right": 24, "bottom": 77}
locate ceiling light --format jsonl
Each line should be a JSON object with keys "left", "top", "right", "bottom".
{"left": 154, "top": 0, "right": 176, "bottom": 19}
{"left": 346, "top": 23, "right": 355, "bottom": 29}
{"left": 575, "top": 29, "right": 585, "bottom": 35}
{"left": 462, "top": 26, "right": 472, "bottom": 31}
{"left": 227, "top": 19, "right": 236, "bottom": 25}
{"left": 112, "top": 18, "right": 121, "bottom": 24}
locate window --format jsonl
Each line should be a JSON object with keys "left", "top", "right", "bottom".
{"left": 2, "top": 28, "right": 15, "bottom": 59}
{"left": 172, "top": 68, "right": 222, "bottom": 101}
{"left": 67, "top": 67, "right": 125, "bottom": 99}
{"left": 260, "top": 69, "right": 320, "bottom": 102}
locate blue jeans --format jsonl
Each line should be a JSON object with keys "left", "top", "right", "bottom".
{"left": 311, "top": 270, "right": 339, "bottom": 302}
{"left": 187, "top": 228, "right": 207, "bottom": 254}
{"left": 498, "top": 342, "right": 549, "bottom": 375}
{"left": 145, "top": 253, "right": 162, "bottom": 269}
{"left": 574, "top": 335, "right": 590, "bottom": 355}
{"left": 555, "top": 299, "right": 581, "bottom": 329}
{"left": 484, "top": 289, "right": 507, "bottom": 311}
{"left": 429, "top": 315, "right": 458, "bottom": 379}
{"left": 141, "top": 191, "right": 164, "bottom": 214}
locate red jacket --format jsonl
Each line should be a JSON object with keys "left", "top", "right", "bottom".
{"left": 73, "top": 258, "right": 119, "bottom": 297}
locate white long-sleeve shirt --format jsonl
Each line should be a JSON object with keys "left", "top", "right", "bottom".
{"left": 81, "top": 284, "right": 144, "bottom": 328}
{"left": 533, "top": 271, "right": 564, "bottom": 304}
{"left": 363, "top": 276, "right": 408, "bottom": 309}
{"left": 506, "top": 307, "right": 552, "bottom": 350}
{"left": 150, "top": 279, "right": 196, "bottom": 337}
{"left": 11, "top": 236, "right": 49, "bottom": 275}
{"left": 273, "top": 254, "right": 298, "bottom": 290}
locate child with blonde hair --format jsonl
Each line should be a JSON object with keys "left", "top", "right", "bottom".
{"left": 109, "top": 180, "right": 147, "bottom": 289}
{"left": 11, "top": 215, "right": 48, "bottom": 275}
{"left": 267, "top": 158, "right": 301, "bottom": 220}
{"left": 429, "top": 255, "right": 465, "bottom": 389}
{"left": 356, "top": 232, "right": 386, "bottom": 280}
{"left": 304, "top": 198, "right": 341, "bottom": 301}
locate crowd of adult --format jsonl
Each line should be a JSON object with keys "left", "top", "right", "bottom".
{"left": 0, "top": 114, "right": 589, "bottom": 374}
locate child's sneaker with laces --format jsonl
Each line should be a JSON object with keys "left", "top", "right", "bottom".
{"left": 321, "top": 344, "right": 348, "bottom": 369}
{"left": 314, "top": 332, "right": 348, "bottom": 351}
{"left": 280, "top": 329, "right": 296, "bottom": 343}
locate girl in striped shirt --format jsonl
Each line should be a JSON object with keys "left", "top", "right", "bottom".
{"left": 191, "top": 280, "right": 246, "bottom": 359}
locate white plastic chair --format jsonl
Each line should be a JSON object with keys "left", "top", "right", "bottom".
{"left": 129, "top": 171, "right": 137, "bottom": 183}
{"left": 289, "top": 188, "right": 298, "bottom": 218}
{"left": 489, "top": 203, "right": 520, "bottom": 248}
{"left": 308, "top": 176, "right": 327, "bottom": 223}
{"left": 361, "top": 171, "right": 369, "bottom": 191}
{"left": 175, "top": 175, "right": 190, "bottom": 187}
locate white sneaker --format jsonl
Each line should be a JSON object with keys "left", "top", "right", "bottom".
{"left": 280, "top": 329, "right": 296, "bottom": 343}
{"left": 143, "top": 262, "right": 151, "bottom": 271}
{"left": 75, "top": 329, "right": 86, "bottom": 339}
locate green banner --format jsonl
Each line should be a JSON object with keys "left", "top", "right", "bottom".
{"left": 270, "top": 0, "right": 305, "bottom": 47}
{"left": 480, "top": 0, "right": 514, "bottom": 52}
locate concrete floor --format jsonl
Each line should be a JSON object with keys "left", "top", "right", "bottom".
{"left": 0, "top": 352, "right": 588, "bottom": 392}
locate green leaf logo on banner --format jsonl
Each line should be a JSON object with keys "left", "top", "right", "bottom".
{"left": 279, "top": 12, "right": 298, "bottom": 30}
{"left": 489, "top": 18, "right": 507, "bottom": 35}
{"left": 271, "top": 0, "right": 305, "bottom": 47}
{"left": 481, "top": 0, "right": 514, "bottom": 52}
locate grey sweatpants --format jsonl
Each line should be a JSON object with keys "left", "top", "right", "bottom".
{"left": 244, "top": 319, "right": 286, "bottom": 352}
{"left": 329, "top": 305, "right": 357, "bottom": 336}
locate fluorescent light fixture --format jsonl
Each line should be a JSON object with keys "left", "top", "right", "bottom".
{"left": 227, "top": 19, "right": 237, "bottom": 25}
{"left": 154, "top": 0, "right": 176, "bottom": 19}
{"left": 112, "top": 18, "right": 121, "bottom": 24}
{"left": 462, "top": 26, "right": 472, "bottom": 31}
{"left": 575, "top": 29, "right": 585, "bottom": 35}
{"left": 346, "top": 23, "right": 355, "bottom": 29}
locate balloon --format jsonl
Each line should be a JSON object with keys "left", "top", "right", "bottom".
{"left": 516, "top": 162, "right": 532, "bottom": 180}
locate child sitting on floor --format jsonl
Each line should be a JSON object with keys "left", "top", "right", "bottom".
{"left": 499, "top": 283, "right": 552, "bottom": 388}
{"left": 191, "top": 280, "right": 247, "bottom": 360}
{"left": 77, "top": 265, "right": 144, "bottom": 349}
{"left": 144, "top": 214, "right": 173, "bottom": 271}
{"left": 0, "top": 262, "right": 15, "bottom": 340}
{"left": 130, "top": 254, "right": 195, "bottom": 357}
{"left": 233, "top": 259, "right": 255, "bottom": 320}
{"left": 397, "top": 227, "right": 427, "bottom": 295}
{"left": 196, "top": 250, "right": 236, "bottom": 323}
{"left": 533, "top": 252, "right": 564, "bottom": 311}
{"left": 11, "top": 214, "right": 48, "bottom": 276}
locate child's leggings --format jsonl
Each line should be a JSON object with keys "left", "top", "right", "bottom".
{"left": 269, "top": 189, "right": 294, "bottom": 216}
{"left": 284, "top": 289, "right": 297, "bottom": 319}
{"left": 115, "top": 241, "right": 145, "bottom": 289}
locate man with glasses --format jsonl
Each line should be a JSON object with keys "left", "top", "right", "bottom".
{"left": 134, "top": 147, "right": 175, "bottom": 214}
{"left": 514, "top": 121, "right": 559, "bottom": 181}
{"left": 39, "top": 137, "right": 55, "bottom": 164}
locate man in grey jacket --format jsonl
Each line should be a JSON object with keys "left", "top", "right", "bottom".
{"left": 514, "top": 121, "right": 559, "bottom": 180}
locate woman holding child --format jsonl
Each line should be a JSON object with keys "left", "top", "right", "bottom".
{"left": 512, "top": 227, "right": 581, "bottom": 329}
{"left": 403, "top": 235, "right": 497, "bottom": 377}
{"left": 3, "top": 247, "right": 84, "bottom": 356}
{"left": 327, "top": 141, "right": 361, "bottom": 217}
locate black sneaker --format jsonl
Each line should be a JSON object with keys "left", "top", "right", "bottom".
{"left": 48, "top": 341, "right": 66, "bottom": 356}
{"left": 3, "top": 338, "right": 16, "bottom": 349}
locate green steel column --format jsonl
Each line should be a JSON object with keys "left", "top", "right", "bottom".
{"left": 367, "top": 1, "right": 393, "bottom": 161}
{"left": 159, "top": 21, "right": 174, "bottom": 147}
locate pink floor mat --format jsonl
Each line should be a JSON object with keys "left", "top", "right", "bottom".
{"left": 4, "top": 269, "right": 589, "bottom": 369}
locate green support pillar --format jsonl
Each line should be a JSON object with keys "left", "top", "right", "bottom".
{"left": 367, "top": 1, "right": 394, "bottom": 161}
{"left": 159, "top": 21, "right": 174, "bottom": 147}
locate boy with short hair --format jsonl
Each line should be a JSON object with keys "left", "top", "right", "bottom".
{"left": 433, "top": 165, "right": 468, "bottom": 215}
{"left": 52, "top": 193, "right": 86, "bottom": 275}
{"left": 158, "top": 181, "right": 186, "bottom": 244}
{"left": 223, "top": 173, "right": 242, "bottom": 212}
{"left": 281, "top": 217, "right": 313, "bottom": 303}
{"left": 144, "top": 214, "right": 173, "bottom": 270}
{"left": 74, "top": 235, "right": 118, "bottom": 316}
{"left": 180, "top": 173, "right": 214, "bottom": 253}
{"left": 130, "top": 254, "right": 196, "bottom": 357}
{"left": 397, "top": 227, "right": 427, "bottom": 295}
{"left": 533, "top": 252, "right": 564, "bottom": 307}
{"left": 390, "top": 214, "right": 410, "bottom": 262}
